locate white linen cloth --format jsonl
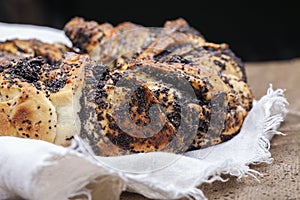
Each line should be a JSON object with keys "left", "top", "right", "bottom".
{"left": 0, "top": 22, "right": 288, "bottom": 200}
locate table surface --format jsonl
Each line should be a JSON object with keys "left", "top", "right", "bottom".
{"left": 121, "top": 58, "right": 300, "bottom": 200}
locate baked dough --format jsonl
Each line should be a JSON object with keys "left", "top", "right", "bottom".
{"left": 0, "top": 39, "right": 88, "bottom": 146}
{"left": 64, "top": 17, "right": 253, "bottom": 155}
{"left": 0, "top": 17, "right": 254, "bottom": 156}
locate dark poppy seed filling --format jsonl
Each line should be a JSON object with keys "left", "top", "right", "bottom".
{"left": 1, "top": 56, "right": 78, "bottom": 94}
{"left": 0, "top": 39, "right": 90, "bottom": 147}
{"left": 80, "top": 55, "right": 253, "bottom": 156}
{"left": 3, "top": 57, "right": 44, "bottom": 83}
{"left": 45, "top": 77, "right": 67, "bottom": 93}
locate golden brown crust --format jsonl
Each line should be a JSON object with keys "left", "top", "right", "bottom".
{"left": 0, "top": 18, "right": 253, "bottom": 155}
{"left": 0, "top": 76, "right": 57, "bottom": 142}
{"left": 64, "top": 17, "right": 247, "bottom": 82}
{"left": 0, "top": 39, "right": 71, "bottom": 64}
{"left": 65, "top": 17, "right": 254, "bottom": 155}
{"left": 64, "top": 17, "right": 113, "bottom": 53}
{"left": 163, "top": 18, "right": 204, "bottom": 37}
{"left": 0, "top": 39, "right": 89, "bottom": 145}
{"left": 78, "top": 60, "right": 199, "bottom": 155}
{"left": 77, "top": 57, "right": 252, "bottom": 155}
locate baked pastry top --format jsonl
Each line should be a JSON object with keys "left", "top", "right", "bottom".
{"left": 0, "top": 39, "right": 88, "bottom": 146}
{"left": 0, "top": 18, "right": 254, "bottom": 156}
{"left": 64, "top": 17, "right": 254, "bottom": 155}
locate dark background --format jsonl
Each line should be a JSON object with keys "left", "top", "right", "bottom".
{"left": 0, "top": 0, "right": 299, "bottom": 62}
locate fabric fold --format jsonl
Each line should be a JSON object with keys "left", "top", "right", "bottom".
{"left": 0, "top": 86, "right": 287, "bottom": 200}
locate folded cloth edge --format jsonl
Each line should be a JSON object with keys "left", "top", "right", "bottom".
{"left": 181, "top": 85, "right": 288, "bottom": 199}
{"left": 121, "top": 85, "right": 288, "bottom": 200}
{"left": 0, "top": 85, "right": 288, "bottom": 200}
